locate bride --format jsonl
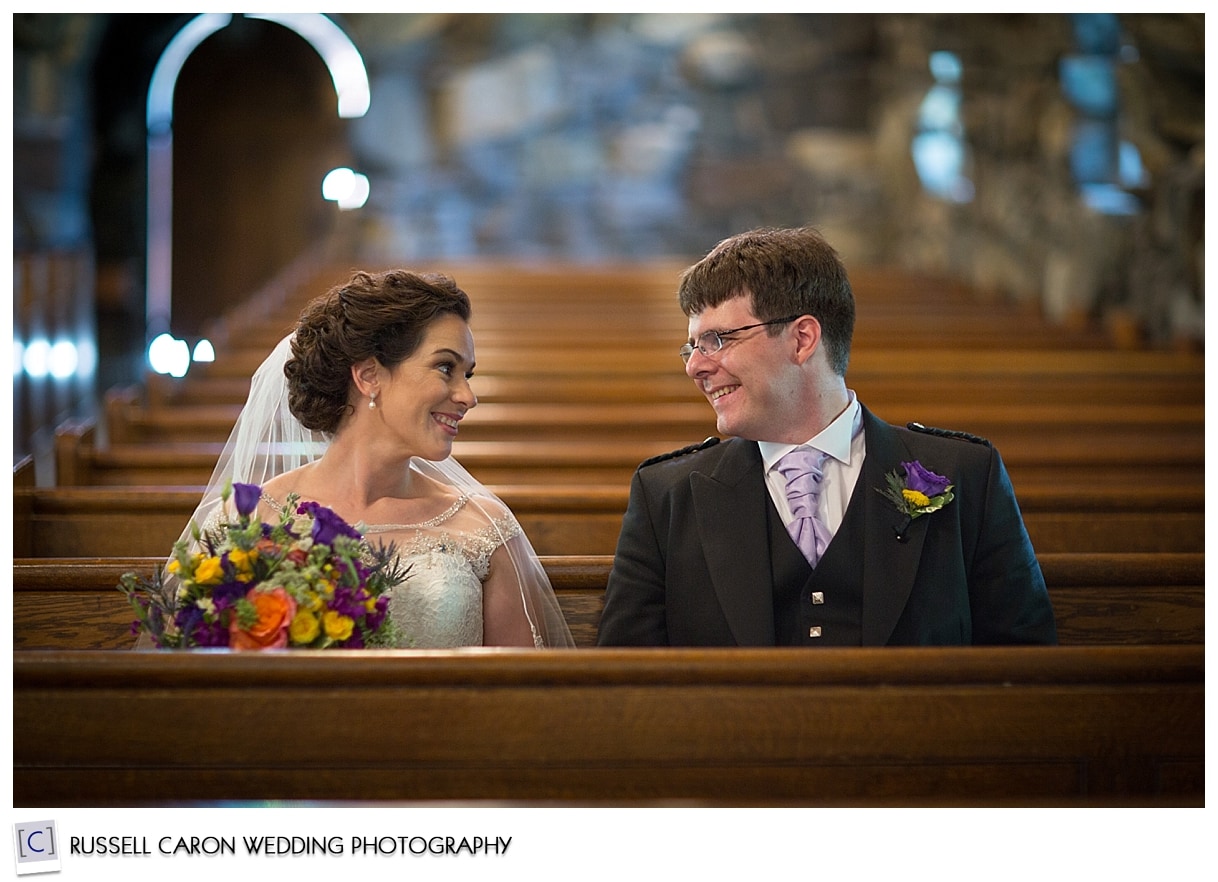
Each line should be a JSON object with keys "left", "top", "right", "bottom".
{"left": 180, "top": 268, "right": 574, "bottom": 649}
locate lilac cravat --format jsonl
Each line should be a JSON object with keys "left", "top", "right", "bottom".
{"left": 775, "top": 446, "right": 833, "bottom": 567}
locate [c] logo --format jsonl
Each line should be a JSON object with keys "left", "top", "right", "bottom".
{"left": 12, "top": 820, "right": 61, "bottom": 876}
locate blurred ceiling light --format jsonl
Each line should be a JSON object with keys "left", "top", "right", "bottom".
{"left": 322, "top": 167, "right": 370, "bottom": 210}
{"left": 193, "top": 339, "right": 216, "bottom": 362}
{"left": 49, "top": 341, "right": 80, "bottom": 379}
{"left": 149, "top": 333, "right": 191, "bottom": 378}
{"left": 22, "top": 339, "right": 50, "bottom": 378}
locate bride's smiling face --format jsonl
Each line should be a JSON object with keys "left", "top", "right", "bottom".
{"left": 374, "top": 313, "right": 477, "bottom": 461}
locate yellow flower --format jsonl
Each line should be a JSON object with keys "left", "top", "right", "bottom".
{"left": 228, "top": 548, "right": 257, "bottom": 578}
{"left": 289, "top": 610, "right": 320, "bottom": 645}
{"left": 322, "top": 610, "right": 354, "bottom": 642}
{"left": 166, "top": 558, "right": 181, "bottom": 574}
{"left": 193, "top": 556, "right": 224, "bottom": 585}
{"left": 902, "top": 488, "right": 931, "bottom": 508}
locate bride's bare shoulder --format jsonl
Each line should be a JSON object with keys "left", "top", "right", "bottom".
{"left": 257, "top": 466, "right": 312, "bottom": 510}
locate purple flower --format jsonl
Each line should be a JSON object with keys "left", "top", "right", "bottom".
{"left": 329, "top": 585, "right": 367, "bottom": 620}
{"left": 174, "top": 606, "right": 208, "bottom": 645}
{"left": 296, "top": 500, "right": 362, "bottom": 546}
{"left": 232, "top": 482, "right": 261, "bottom": 517}
{"left": 366, "top": 595, "right": 390, "bottom": 632}
{"left": 210, "top": 582, "right": 248, "bottom": 606}
{"left": 191, "top": 618, "right": 230, "bottom": 647}
{"left": 902, "top": 461, "right": 951, "bottom": 497}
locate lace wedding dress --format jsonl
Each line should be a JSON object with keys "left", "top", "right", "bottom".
{"left": 262, "top": 490, "right": 535, "bottom": 648}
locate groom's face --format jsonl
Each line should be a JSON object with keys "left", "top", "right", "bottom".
{"left": 684, "top": 295, "right": 801, "bottom": 442}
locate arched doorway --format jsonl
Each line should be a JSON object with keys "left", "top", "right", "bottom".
{"left": 146, "top": 13, "right": 369, "bottom": 342}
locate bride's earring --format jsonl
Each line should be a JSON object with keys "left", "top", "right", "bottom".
{"left": 368, "top": 391, "right": 378, "bottom": 410}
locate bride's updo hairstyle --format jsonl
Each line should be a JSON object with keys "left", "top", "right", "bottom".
{"left": 286, "top": 269, "right": 472, "bottom": 433}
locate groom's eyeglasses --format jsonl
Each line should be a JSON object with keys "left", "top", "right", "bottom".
{"left": 679, "top": 315, "right": 803, "bottom": 364}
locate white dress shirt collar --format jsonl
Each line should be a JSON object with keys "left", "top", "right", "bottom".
{"left": 759, "top": 390, "right": 861, "bottom": 472}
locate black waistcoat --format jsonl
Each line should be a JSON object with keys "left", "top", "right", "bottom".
{"left": 770, "top": 484, "right": 866, "bottom": 646}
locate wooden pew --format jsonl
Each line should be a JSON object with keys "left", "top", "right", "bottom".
{"left": 13, "top": 484, "right": 627, "bottom": 557}
{"left": 13, "top": 480, "right": 1205, "bottom": 557}
{"left": 55, "top": 417, "right": 1207, "bottom": 489}
{"left": 216, "top": 284, "right": 1116, "bottom": 349}
{"left": 171, "top": 341, "right": 1206, "bottom": 382}
{"left": 152, "top": 264, "right": 1199, "bottom": 484}
{"left": 12, "top": 552, "right": 1205, "bottom": 650}
{"left": 198, "top": 262, "right": 1119, "bottom": 350}
{"left": 13, "top": 645, "right": 1204, "bottom": 806}
{"left": 110, "top": 336, "right": 1208, "bottom": 443}
{"left": 227, "top": 317, "right": 1121, "bottom": 352}
{"left": 105, "top": 386, "right": 1205, "bottom": 444}
{"left": 147, "top": 367, "right": 1207, "bottom": 409}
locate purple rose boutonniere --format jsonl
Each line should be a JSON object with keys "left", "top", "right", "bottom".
{"left": 878, "top": 460, "right": 954, "bottom": 540}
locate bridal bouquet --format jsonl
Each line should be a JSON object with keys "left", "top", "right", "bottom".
{"left": 119, "top": 481, "right": 406, "bottom": 650}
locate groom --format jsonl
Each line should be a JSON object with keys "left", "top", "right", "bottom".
{"left": 596, "top": 226, "right": 1057, "bottom": 646}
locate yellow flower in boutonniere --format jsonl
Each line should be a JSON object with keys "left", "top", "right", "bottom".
{"left": 879, "top": 460, "right": 954, "bottom": 521}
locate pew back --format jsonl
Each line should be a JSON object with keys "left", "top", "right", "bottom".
{"left": 14, "top": 479, "right": 1205, "bottom": 557}
{"left": 105, "top": 386, "right": 1205, "bottom": 445}
{"left": 57, "top": 412, "right": 1206, "bottom": 490}
{"left": 13, "top": 646, "right": 1204, "bottom": 806}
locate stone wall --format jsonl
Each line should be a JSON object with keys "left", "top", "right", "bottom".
{"left": 339, "top": 13, "right": 886, "bottom": 265}
{"left": 869, "top": 13, "right": 1204, "bottom": 345}
{"left": 335, "top": 12, "right": 1202, "bottom": 345}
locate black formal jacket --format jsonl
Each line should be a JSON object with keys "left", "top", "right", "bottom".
{"left": 597, "top": 406, "right": 1058, "bottom": 646}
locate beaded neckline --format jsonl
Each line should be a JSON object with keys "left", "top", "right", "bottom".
{"left": 260, "top": 491, "right": 469, "bottom": 533}
{"left": 360, "top": 495, "right": 469, "bottom": 533}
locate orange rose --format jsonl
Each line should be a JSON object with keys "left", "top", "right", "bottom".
{"left": 229, "top": 587, "right": 297, "bottom": 650}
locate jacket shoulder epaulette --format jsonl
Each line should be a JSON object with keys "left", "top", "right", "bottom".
{"left": 907, "top": 422, "right": 991, "bottom": 447}
{"left": 638, "top": 436, "right": 722, "bottom": 468}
